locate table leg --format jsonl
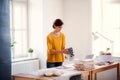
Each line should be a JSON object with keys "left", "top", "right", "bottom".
{"left": 95, "top": 73, "right": 97, "bottom": 80}
{"left": 88, "top": 75, "right": 90, "bottom": 80}
{"left": 89, "top": 71, "right": 92, "bottom": 80}
{"left": 117, "top": 63, "right": 119, "bottom": 80}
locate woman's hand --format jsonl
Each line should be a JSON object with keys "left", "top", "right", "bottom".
{"left": 54, "top": 49, "right": 69, "bottom": 54}
{"left": 62, "top": 49, "right": 69, "bottom": 54}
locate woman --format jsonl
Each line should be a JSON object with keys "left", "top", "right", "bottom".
{"left": 46, "top": 18, "right": 69, "bottom": 68}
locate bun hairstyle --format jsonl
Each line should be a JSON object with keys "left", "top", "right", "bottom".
{"left": 52, "top": 19, "right": 64, "bottom": 28}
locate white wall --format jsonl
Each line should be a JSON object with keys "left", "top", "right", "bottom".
{"left": 29, "top": 0, "right": 92, "bottom": 68}
{"left": 29, "top": 0, "right": 43, "bottom": 51}
{"left": 29, "top": 0, "right": 44, "bottom": 68}
{"left": 63, "top": 0, "right": 92, "bottom": 60}
{"left": 42, "top": 0, "right": 92, "bottom": 68}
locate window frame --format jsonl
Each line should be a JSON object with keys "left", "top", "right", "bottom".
{"left": 10, "top": 0, "right": 30, "bottom": 59}
{"left": 92, "top": 0, "right": 120, "bottom": 57}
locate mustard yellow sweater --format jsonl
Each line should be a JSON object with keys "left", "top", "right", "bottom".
{"left": 47, "top": 32, "right": 65, "bottom": 62}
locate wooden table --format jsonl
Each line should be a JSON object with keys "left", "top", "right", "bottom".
{"left": 12, "top": 67, "right": 81, "bottom": 80}
{"left": 12, "top": 73, "right": 57, "bottom": 80}
{"left": 89, "top": 63, "right": 119, "bottom": 80}
{"left": 12, "top": 63, "right": 119, "bottom": 80}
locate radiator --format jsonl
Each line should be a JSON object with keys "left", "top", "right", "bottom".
{"left": 12, "top": 58, "right": 40, "bottom": 75}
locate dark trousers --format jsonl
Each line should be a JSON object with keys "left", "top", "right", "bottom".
{"left": 70, "top": 75, "right": 81, "bottom": 80}
{"left": 47, "top": 62, "right": 62, "bottom": 68}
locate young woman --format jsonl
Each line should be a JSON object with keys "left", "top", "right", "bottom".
{"left": 46, "top": 18, "right": 69, "bottom": 68}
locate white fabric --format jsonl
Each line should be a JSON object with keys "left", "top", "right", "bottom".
{"left": 24, "top": 64, "right": 81, "bottom": 80}
{"left": 55, "top": 70, "right": 81, "bottom": 80}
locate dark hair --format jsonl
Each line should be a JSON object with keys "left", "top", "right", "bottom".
{"left": 52, "top": 19, "right": 64, "bottom": 28}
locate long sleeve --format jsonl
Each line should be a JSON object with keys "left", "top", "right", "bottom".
{"left": 62, "top": 33, "right": 66, "bottom": 50}
{"left": 47, "top": 35, "right": 56, "bottom": 54}
{"left": 47, "top": 32, "right": 66, "bottom": 62}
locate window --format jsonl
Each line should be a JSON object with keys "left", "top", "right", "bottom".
{"left": 92, "top": 0, "right": 120, "bottom": 57}
{"left": 10, "top": 0, "right": 29, "bottom": 59}
{"left": 101, "top": 0, "right": 120, "bottom": 57}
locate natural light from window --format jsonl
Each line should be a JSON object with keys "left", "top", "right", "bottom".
{"left": 10, "top": 0, "right": 28, "bottom": 59}
{"left": 92, "top": 0, "right": 120, "bottom": 57}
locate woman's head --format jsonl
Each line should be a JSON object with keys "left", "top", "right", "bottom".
{"left": 53, "top": 19, "right": 64, "bottom": 29}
